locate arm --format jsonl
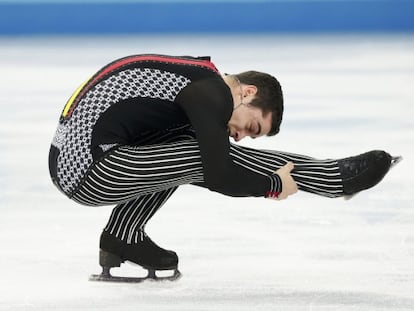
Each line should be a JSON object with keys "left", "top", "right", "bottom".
{"left": 175, "top": 78, "right": 282, "bottom": 197}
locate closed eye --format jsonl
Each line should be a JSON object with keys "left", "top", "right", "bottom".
{"left": 256, "top": 123, "right": 262, "bottom": 135}
{"left": 249, "top": 122, "right": 261, "bottom": 138}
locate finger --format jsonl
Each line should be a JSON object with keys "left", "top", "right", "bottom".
{"left": 277, "top": 194, "right": 286, "bottom": 201}
{"left": 275, "top": 161, "right": 293, "bottom": 174}
{"left": 285, "top": 161, "right": 295, "bottom": 172}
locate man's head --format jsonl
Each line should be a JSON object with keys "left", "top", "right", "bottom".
{"left": 226, "top": 71, "right": 284, "bottom": 141}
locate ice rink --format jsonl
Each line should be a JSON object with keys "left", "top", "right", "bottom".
{"left": 0, "top": 34, "right": 413, "bottom": 310}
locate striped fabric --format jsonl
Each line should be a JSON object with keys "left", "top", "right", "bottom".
{"left": 72, "top": 133, "right": 343, "bottom": 244}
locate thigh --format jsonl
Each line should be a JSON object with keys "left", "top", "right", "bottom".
{"left": 72, "top": 139, "right": 205, "bottom": 206}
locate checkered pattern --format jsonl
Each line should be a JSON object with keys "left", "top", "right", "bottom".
{"left": 52, "top": 67, "right": 190, "bottom": 195}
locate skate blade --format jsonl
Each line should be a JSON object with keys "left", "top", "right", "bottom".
{"left": 391, "top": 156, "right": 403, "bottom": 167}
{"left": 89, "top": 268, "right": 181, "bottom": 283}
{"left": 344, "top": 155, "right": 402, "bottom": 201}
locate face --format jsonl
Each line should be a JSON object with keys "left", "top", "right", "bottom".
{"left": 227, "top": 104, "right": 272, "bottom": 142}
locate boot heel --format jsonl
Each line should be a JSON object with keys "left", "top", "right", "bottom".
{"left": 99, "top": 249, "right": 122, "bottom": 268}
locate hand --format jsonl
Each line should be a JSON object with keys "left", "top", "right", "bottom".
{"left": 275, "top": 162, "right": 298, "bottom": 200}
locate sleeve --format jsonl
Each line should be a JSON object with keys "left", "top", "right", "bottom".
{"left": 175, "top": 78, "right": 282, "bottom": 197}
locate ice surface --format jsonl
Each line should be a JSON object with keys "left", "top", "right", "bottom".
{"left": 0, "top": 34, "right": 413, "bottom": 311}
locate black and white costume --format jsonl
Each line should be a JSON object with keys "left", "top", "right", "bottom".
{"left": 49, "top": 54, "right": 346, "bottom": 245}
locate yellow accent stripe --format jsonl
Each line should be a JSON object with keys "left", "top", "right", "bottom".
{"left": 62, "top": 78, "right": 90, "bottom": 117}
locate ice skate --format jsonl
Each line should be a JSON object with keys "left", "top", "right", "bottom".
{"left": 89, "top": 230, "right": 181, "bottom": 283}
{"left": 338, "top": 150, "right": 402, "bottom": 199}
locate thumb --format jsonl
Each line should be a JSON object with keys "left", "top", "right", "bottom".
{"left": 283, "top": 161, "right": 295, "bottom": 173}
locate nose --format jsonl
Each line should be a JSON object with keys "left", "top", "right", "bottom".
{"left": 234, "top": 131, "right": 247, "bottom": 142}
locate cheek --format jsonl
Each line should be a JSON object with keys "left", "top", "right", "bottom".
{"left": 230, "top": 108, "right": 252, "bottom": 130}
{"left": 262, "top": 114, "right": 273, "bottom": 134}
{"left": 228, "top": 112, "right": 242, "bottom": 128}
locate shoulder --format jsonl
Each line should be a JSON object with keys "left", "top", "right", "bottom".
{"left": 176, "top": 77, "right": 233, "bottom": 120}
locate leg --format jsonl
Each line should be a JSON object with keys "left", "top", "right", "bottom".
{"left": 79, "top": 137, "right": 392, "bottom": 279}
{"left": 72, "top": 125, "right": 202, "bottom": 206}
{"left": 229, "top": 144, "right": 343, "bottom": 198}
{"left": 98, "top": 188, "right": 180, "bottom": 272}
{"left": 228, "top": 144, "right": 394, "bottom": 197}
{"left": 74, "top": 138, "right": 390, "bottom": 204}
{"left": 72, "top": 140, "right": 204, "bottom": 206}
{"left": 104, "top": 187, "right": 178, "bottom": 244}
{"left": 74, "top": 128, "right": 198, "bottom": 275}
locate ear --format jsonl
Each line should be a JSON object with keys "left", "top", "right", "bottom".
{"left": 244, "top": 85, "right": 258, "bottom": 97}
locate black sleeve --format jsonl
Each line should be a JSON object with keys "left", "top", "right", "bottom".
{"left": 175, "top": 78, "right": 282, "bottom": 197}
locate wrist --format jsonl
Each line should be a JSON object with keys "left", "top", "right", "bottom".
{"left": 265, "top": 174, "right": 282, "bottom": 198}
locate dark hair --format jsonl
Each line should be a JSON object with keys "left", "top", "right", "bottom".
{"left": 235, "top": 71, "right": 283, "bottom": 136}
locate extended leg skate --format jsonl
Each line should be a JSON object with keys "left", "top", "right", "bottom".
{"left": 339, "top": 150, "right": 402, "bottom": 200}
{"left": 89, "top": 231, "right": 181, "bottom": 283}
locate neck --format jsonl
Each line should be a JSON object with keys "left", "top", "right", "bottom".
{"left": 223, "top": 74, "right": 243, "bottom": 110}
